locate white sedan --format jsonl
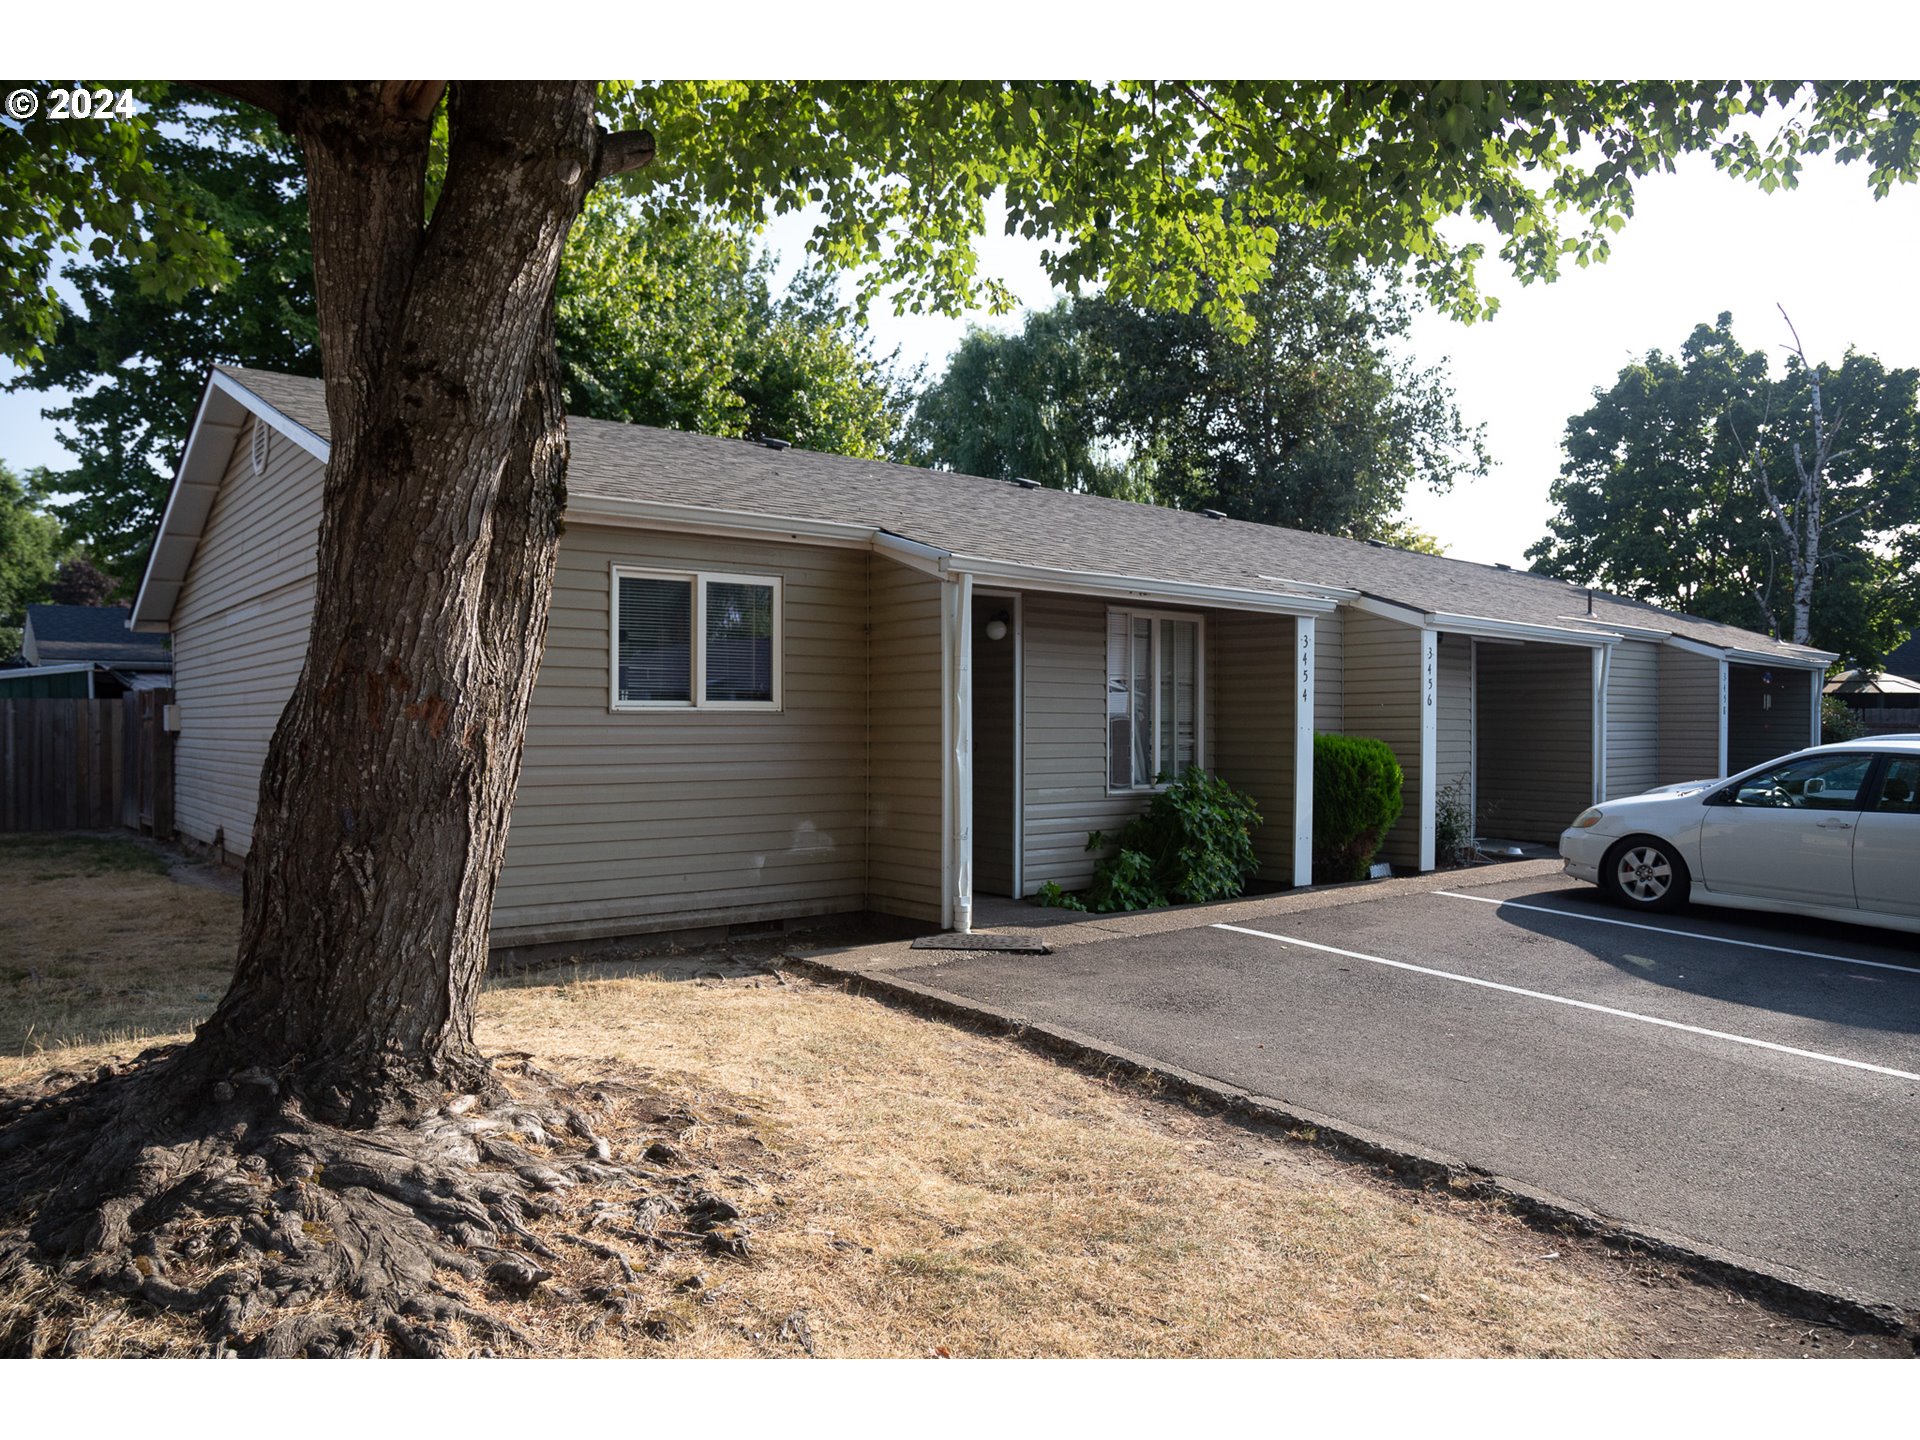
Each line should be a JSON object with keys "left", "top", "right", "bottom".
{"left": 1558, "top": 737, "right": 1920, "bottom": 936}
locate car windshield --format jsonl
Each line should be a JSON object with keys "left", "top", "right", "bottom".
{"left": 1727, "top": 753, "right": 1876, "bottom": 810}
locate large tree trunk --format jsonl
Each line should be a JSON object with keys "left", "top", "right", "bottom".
{"left": 191, "top": 82, "right": 599, "bottom": 1123}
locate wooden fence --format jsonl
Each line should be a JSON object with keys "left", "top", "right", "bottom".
{"left": 0, "top": 690, "right": 174, "bottom": 836}
{"left": 1861, "top": 706, "right": 1920, "bottom": 736}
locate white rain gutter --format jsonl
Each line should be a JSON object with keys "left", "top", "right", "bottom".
{"left": 1663, "top": 635, "right": 1835, "bottom": 669}
{"left": 1349, "top": 595, "right": 1621, "bottom": 647}
{"left": 942, "top": 555, "right": 1336, "bottom": 617}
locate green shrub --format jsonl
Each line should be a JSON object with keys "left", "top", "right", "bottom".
{"left": 1313, "top": 733, "right": 1404, "bottom": 882}
{"left": 1433, "top": 776, "right": 1474, "bottom": 868}
{"left": 1821, "top": 693, "right": 1866, "bottom": 745}
{"left": 1081, "top": 767, "right": 1262, "bottom": 912}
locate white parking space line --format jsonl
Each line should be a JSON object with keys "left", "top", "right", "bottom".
{"left": 1211, "top": 923, "right": 1920, "bottom": 1083}
{"left": 1434, "top": 891, "right": 1920, "bottom": 977}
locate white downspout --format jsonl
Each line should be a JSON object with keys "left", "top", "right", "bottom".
{"left": 1810, "top": 668, "right": 1824, "bottom": 749}
{"left": 1293, "top": 615, "right": 1316, "bottom": 888}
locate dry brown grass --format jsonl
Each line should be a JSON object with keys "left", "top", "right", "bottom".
{"left": 0, "top": 835, "right": 238, "bottom": 1069}
{"left": 0, "top": 836, "right": 1897, "bottom": 1358}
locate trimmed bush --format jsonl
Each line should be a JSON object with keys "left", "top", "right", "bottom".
{"left": 1079, "top": 767, "right": 1263, "bottom": 913}
{"left": 1313, "top": 733, "right": 1404, "bottom": 882}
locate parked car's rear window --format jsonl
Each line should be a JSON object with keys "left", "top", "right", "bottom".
{"left": 1874, "top": 757, "right": 1920, "bottom": 814}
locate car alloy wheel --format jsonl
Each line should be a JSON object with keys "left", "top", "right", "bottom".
{"left": 1614, "top": 844, "right": 1675, "bottom": 904}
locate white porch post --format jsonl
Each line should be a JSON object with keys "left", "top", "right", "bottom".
{"left": 1418, "top": 628, "right": 1437, "bottom": 872}
{"left": 1728, "top": 660, "right": 1743, "bottom": 783}
{"left": 942, "top": 572, "right": 974, "bottom": 933}
{"left": 1592, "top": 645, "right": 1611, "bottom": 804}
{"left": 1293, "top": 615, "right": 1316, "bottom": 888}
{"left": 1810, "top": 668, "right": 1824, "bottom": 748}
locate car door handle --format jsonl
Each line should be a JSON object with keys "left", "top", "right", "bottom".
{"left": 1815, "top": 819, "right": 1854, "bottom": 830}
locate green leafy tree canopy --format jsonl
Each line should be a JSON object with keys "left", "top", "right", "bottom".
{"left": 0, "top": 462, "right": 62, "bottom": 657}
{"left": 1528, "top": 313, "right": 1920, "bottom": 665}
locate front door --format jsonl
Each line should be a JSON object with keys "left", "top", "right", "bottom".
{"left": 1854, "top": 755, "right": 1920, "bottom": 919}
{"left": 1697, "top": 751, "right": 1875, "bottom": 905}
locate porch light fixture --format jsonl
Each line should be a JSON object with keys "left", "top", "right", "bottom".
{"left": 985, "top": 611, "right": 1010, "bottom": 642}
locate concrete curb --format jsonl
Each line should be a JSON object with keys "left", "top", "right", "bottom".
{"left": 785, "top": 952, "right": 1920, "bottom": 1345}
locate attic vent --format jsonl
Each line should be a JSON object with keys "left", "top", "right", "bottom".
{"left": 1200, "top": 508, "right": 1227, "bottom": 520}
{"left": 1366, "top": 539, "right": 1386, "bottom": 548}
{"left": 1012, "top": 477, "right": 1040, "bottom": 490}
{"left": 759, "top": 436, "right": 791, "bottom": 451}
{"left": 249, "top": 420, "right": 270, "bottom": 475}
{"left": 1494, "top": 562, "right": 1512, "bottom": 571}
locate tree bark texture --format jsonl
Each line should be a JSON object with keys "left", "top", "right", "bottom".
{"left": 192, "top": 82, "right": 599, "bottom": 1122}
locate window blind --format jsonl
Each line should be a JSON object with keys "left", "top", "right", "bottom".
{"left": 617, "top": 576, "right": 692, "bottom": 703}
{"left": 704, "top": 580, "right": 774, "bottom": 703}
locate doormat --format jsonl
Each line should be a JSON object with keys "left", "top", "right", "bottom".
{"left": 910, "top": 932, "right": 1053, "bottom": 955}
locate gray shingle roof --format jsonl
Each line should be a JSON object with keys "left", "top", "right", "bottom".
{"left": 25, "top": 604, "right": 172, "bottom": 667}
{"left": 215, "top": 366, "right": 1831, "bottom": 664}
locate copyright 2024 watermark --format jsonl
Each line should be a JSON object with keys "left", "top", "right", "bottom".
{"left": 6, "top": 86, "right": 139, "bottom": 122}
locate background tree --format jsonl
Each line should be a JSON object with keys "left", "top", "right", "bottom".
{"left": 907, "top": 302, "right": 1155, "bottom": 498}
{"left": 1529, "top": 312, "right": 1920, "bottom": 665}
{"left": 47, "top": 556, "right": 116, "bottom": 606}
{"left": 910, "top": 224, "right": 1486, "bottom": 537}
{"left": 557, "top": 194, "right": 912, "bottom": 456}
{"left": 13, "top": 97, "right": 915, "bottom": 593}
{"left": 0, "top": 463, "right": 62, "bottom": 657}
{"left": 11, "top": 94, "right": 319, "bottom": 589}
{"left": 3, "top": 80, "right": 1918, "bottom": 1355}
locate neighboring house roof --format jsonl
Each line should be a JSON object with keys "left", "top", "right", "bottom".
{"left": 1826, "top": 668, "right": 1920, "bottom": 697}
{"left": 23, "top": 604, "right": 172, "bottom": 669}
{"left": 1884, "top": 632, "right": 1920, "bottom": 681}
{"left": 132, "top": 365, "right": 1837, "bottom": 667}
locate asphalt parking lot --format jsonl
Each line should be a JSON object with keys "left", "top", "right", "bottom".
{"left": 885, "top": 874, "right": 1920, "bottom": 1311}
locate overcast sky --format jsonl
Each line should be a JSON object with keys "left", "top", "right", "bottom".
{"left": 7, "top": 118, "right": 1918, "bottom": 571}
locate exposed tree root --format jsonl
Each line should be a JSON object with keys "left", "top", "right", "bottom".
{"left": 0, "top": 1046, "right": 745, "bottom": 1357}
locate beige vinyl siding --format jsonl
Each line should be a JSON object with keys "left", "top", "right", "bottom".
{"left": 1340, "top": 610, "right": 1424, "bottom": 867}
{"left": 1605, "top": 640, "right": 1662, "bottom": 799}
{"left": 170, "top": 415, "right": 323, "bottom": 854}
{"left": 1476, "top": 642, "right": 1593, "bottom": 843}
{"left": 1019, "top": 593, "right": 1161, "bottom": 893}
{"left": 865, "top": 556, "right": 944, "bottom": 922}
{"left": 1727, "top": 661, "right": 1815, "bottom": 773}
{"left": 1434, "top": 632, "right": 1473, "bottom": 802}
{"left": 1313, "top": 607, "right": 1344, "bottom": 733}
{"left": 1208, "top": 612, "right": 1298, "bottom": 885}
{"left": 1659, "top": 646, "right": 1723, "bottom": 783}
{"left": 492, "top": 526, "right": 872, "bottom": 944}
{"left": 970, "top": 593, "right": 1018, "bottom": 896}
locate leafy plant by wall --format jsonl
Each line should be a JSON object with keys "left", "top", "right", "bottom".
{"left": 1312, "top": 733, "right": 1405, "bottom": 882}
{"left": 1055, "top": 768, "right": 1263, "bottom": 913}
{"left": 1433, "top": 776, "right": 1475, "bottom": 868}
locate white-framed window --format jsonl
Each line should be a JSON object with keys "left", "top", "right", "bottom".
{"left": 610, "top": 566, "right": 782, "bottom": 711}
{"left": 1106, "top": 607, "right": 1204, "bottom": 792}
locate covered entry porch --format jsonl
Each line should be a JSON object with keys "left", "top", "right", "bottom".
{"left": 874, "top": 541, "right": 1332, "bottom": 933}
{"left": 1342, "top": 599, "right": 1611, "bottom": 860}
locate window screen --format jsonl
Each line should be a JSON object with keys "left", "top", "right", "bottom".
{"left": 704, "top": 580, "right": 775, "bottom": 703}
{"left": 617, "top": 576, "right": 692, "bottom": 703}
{"left": 1106, "top": 609, "right": 1202, "bottom": 790}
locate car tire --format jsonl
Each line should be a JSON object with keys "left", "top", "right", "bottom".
{"left": 1600, "top": 836, "right": 1690, "bottom": 913}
